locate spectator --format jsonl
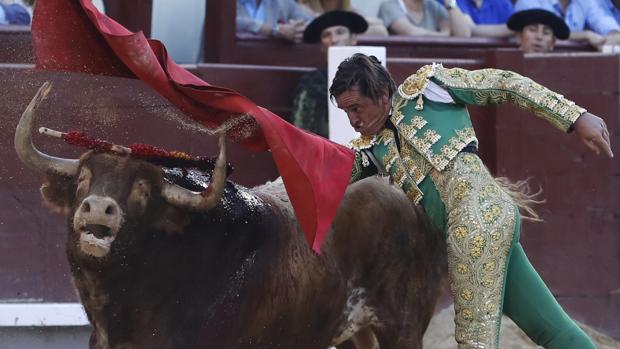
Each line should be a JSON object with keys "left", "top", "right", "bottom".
{"left": 0, "top": 1, "right": 30, "bottom": 25}
{"left": 291, "top": 10, "right": 368, "bottom": 137}
{"left": 450, "top": 0, "right": 514, "bottom": 24}
{"left": 452, "top": 0, "right": 516, "bottom": 38}
{"left": 514, "top": 0, "right": 620, "bottom": 49}
{"left": 298, "top": 0, "right": 388, "bottom": 35}
{"left": 351, "top": 0, "right": 382, "bottom": 18}
{"left": 378, "top": 0, "right": 470, "bottom": 37}
{"left": 507, "top": 8, "right": 570, "bottom": 52}
{"left": 596, "top": 0, "right": 620, "bottom": 26}
{"left": 237, "top": 0, "right": 313, "bottom": 42}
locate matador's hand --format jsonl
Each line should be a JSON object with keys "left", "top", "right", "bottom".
{"left": 573, "top": 112, "right": 613, "bottom": 157}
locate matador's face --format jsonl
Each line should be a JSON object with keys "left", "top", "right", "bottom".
{"left": 335, "top": 87, "right": 390, "bottom": 137}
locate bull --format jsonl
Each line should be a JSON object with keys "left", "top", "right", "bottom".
{"left": 15, "top": 83, "right": 446, "bottom": 349}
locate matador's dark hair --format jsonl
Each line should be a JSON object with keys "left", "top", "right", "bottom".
{"left": 329, "top": 53, "right": 396, "bottom": 103}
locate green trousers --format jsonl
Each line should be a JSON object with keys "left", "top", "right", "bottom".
{"left": 504, "top": 238, "right": 595, "bottom": 348}
{"left": 420, "top": 153, "right": 595, "bottom": 349}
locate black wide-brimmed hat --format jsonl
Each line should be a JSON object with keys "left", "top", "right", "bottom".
{"left": 507, "top": 9, "right": 570, "bottom": 40}
{"left": 303, "top": 10, "right": 368, "bottom": 44}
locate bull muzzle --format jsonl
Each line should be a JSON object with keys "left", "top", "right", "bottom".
{"left": 73, "top": 194, "right": 123, "bottom": 258}
{"left": 14, "top": 82, "right": 80, "bottom": 176}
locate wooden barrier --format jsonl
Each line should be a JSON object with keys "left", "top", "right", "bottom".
{"left": 187, "top": 63, "right": 314, "bottom": 120}
{"left": 0, "top": 26, "right": 592, "bottom": 67}
{"left": 0, "top": 26, "right": 32, "bottom": 64}
{"left": 222, "top": 33, "right": 592, "bottom": 67}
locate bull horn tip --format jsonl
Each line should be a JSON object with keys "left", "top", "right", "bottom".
{"left": 41, "top": 81, "right": 52, "bottom": 95}
{"left": 15, "top": 82, "right": 79, "bottom": 176}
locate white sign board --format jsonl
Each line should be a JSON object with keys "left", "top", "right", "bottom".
{"left": 151, "top": 0, "right": 206, "bottom": 63}
{"left": 327, "top": 46, "right": 386, "bottom": 145}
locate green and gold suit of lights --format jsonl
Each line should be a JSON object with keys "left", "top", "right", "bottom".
{"left": 347, "top": 65, "right": 595, "bottom": 349}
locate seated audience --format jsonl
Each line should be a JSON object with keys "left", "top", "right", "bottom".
{"left": 0, "top": 1, "right": 30, "bottom": 25}
{"left": 378, "top": 0, "right": 470, "bottom": 37}
{"left": 507, "top": 8, "right": 570, "bottom": 52}
{"left": 291, "top": 10, "right": 367, "bottom": 137}
{"left": 514, "top": 0, "right": 620, "bottom": 49}
{"left": 298, "top": 0, "right": 388, "bottom": 35}
{"left": 237, "top": 0, "right": 313, "bottom": 43}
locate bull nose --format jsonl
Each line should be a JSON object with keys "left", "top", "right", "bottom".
{"left": 79, "top": 195, "right": 120, "bottom": 217}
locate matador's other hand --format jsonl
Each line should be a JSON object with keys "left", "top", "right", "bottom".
{"left": 573, "top": 112, "right": 613, "bottom": 157}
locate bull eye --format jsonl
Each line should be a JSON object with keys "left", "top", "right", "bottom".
{"left": 138, "top": 180, "right": 151, "bottom": 196}
{"left": 76, "top": 167, "right": 92, "bottom": 198}
{"left": 82, "top": 201, "right": 91, "bottom": 213}
{"left": 78, "top": 167, "right": 90, "bottom": 182}
{"left": 129, "top": 179, "right": 152, "bottom": 209}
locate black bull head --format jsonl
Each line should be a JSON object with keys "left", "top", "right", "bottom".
{"left": 15, "top": 82, "right": 230, "bottom": 258}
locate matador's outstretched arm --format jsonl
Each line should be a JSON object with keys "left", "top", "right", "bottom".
{"left": 431, "top": 67, "right": 613, "bottom": 158}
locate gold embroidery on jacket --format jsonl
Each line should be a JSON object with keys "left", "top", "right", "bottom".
{"left": 398, "top": 63, "right": 443, "bottom": 100}
{"left": 393, "top": 110, "right": 405, "bottom": 125}
{"left": 411, "top": 115, "right": 427, "bottom": 129}
{"left": 392, "top": 112, "right": 428, "bottom": 141}
{"left": 392, "top": 93, "right": 408, "bottom": 113}
{"left": 413, "top": 129, "right": 441, "bottom": 153}
{"left": 347, "top": 135, "right": 377, "bottom": 150}
{"left": 350, "top": 152, "right": 365, "bottom": 183}
{"left": 400, "top": 143, "right": 433, "bottom": 185}
{"left": 392, "top": 84, "right": 478, "bottom": 172}
{"left": 431, "top": 127, "right": 477, "bottom": 171}
{"left": 433, "top": 67, "right": 586, "bottom": 132}
{"left": 399, "top": 123, "right": 421, "bottom": 140}
{"left": 378, "top": 128, "right": 425, "bottom": 203}
{"left": 348, "top": 136, "right": 379, "bottom": 183}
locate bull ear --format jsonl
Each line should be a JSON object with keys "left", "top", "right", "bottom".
{"left": 152, "top": 205, "right": 190, "bottom": 235}
{"left": 40, "top": 175, "right": 75, "bottom": 215}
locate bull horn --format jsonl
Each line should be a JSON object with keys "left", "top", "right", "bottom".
{"left": 161, "top": 133, "right": 227, "bottom": 211}
{"left": 15, "top": 82, "right": 79, "bottom": 176}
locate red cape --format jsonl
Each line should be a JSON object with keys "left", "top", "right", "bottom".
{"left": 31, "top": 0, "right": 354, "bottom": 252}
